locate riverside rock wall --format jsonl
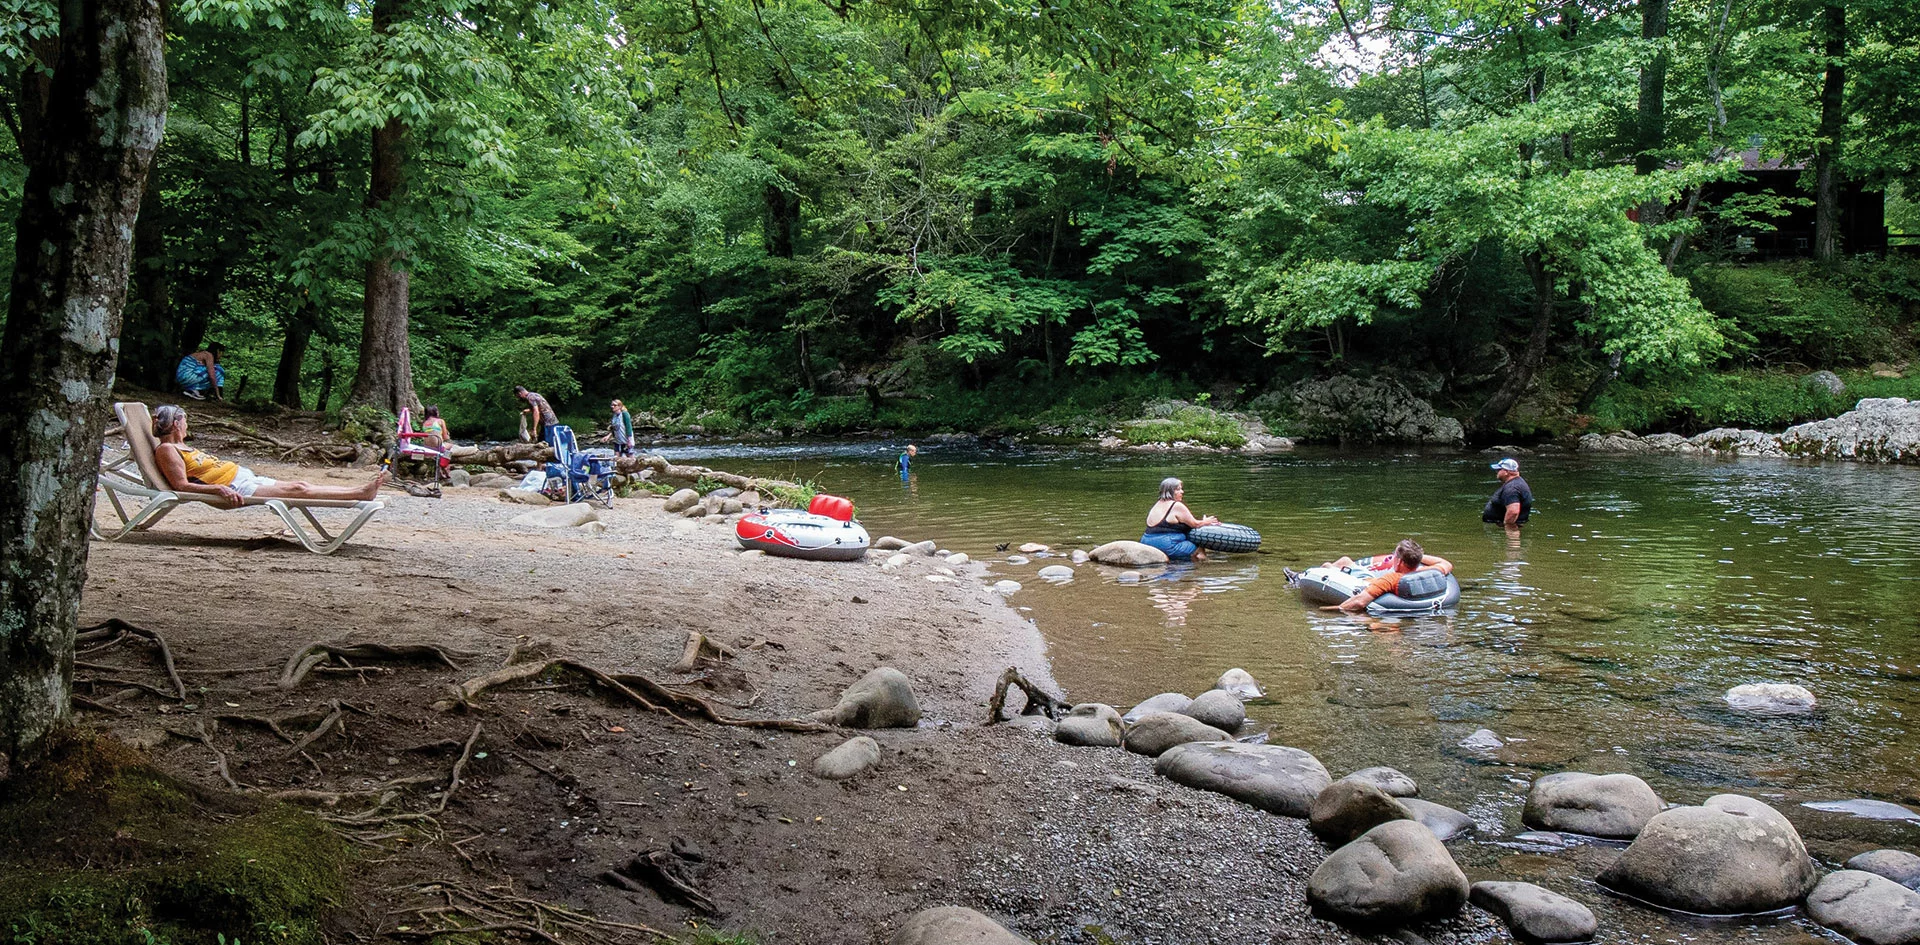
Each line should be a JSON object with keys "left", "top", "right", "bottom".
{"left": 1577, "top": 398, "right": 1920, "bottom": 464}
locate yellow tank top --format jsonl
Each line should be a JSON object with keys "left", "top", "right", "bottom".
{"left": 173, "top": 446, "right": 238, "bottom": 485}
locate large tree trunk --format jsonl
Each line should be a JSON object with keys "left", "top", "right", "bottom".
{"left": 123, "top": 161, "right": 173, "bottom": 387}
{"left": 1472, "top": 255, "right": 1557, "bottom": 436}
{"left": 346, "top": 0, "right": 418, "bottom": 414}
{"left": 1811, "top": 1, "right": 1846, "bottom": 262}
{"left": 273, "top": 301, "right": 316, "bottom": 408}
{"left": 0, "top": 0, "right": 166, "bottom": 773}
{"left": 1634, "top": 0, "right": 1670, "bottom": 223}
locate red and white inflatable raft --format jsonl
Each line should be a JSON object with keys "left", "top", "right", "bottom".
{"left": 735, "top": 494, "right": 871, "bottom": 561}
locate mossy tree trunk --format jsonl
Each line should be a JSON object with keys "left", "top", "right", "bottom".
{"left": 0, "top": 0, "right": 167, "bottom": 773}
{"left": 1811, "top": 1, "right": 1846, "bottom": 262}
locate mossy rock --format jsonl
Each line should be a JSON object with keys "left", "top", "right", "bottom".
{"left": 0, "top": 732, "right": 349, "bottom": 945}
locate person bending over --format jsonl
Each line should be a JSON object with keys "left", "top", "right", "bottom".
{"left": 1141, "top": 477, "right": 1218, "bottom": 561}
{"left": 420, "top": 405, "right": 451, "bottom": 453}
{"left": 175, "top": 342, "right": 226, "bottom": 400}
{"left": 152, "top": 405, "right": 386, "bottom": 507}
{"left": 516, "top": 385, "right": 558, "bottom": 446}
{"left": 1325, "top": 539, "right": 1452, "bottom": 612}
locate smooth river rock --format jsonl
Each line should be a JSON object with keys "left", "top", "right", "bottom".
{"left": 1596, "top": 794, "right": 1818, "bottom": 915}
{"left": 1310, "top": 779, "right": 1414, "bottom": 845}
{"left": 1402, "top": 797, "right": 1476, "bottom": 841}
{"left": 991, "top": 580, "right": 1022, "bottom": 595}
{"left": 1848, "top": 850, "right": 1920, "bottom": 890}
{"left": 1181, "top": 690, "right": 1246, "bottom": 732}
{"left": 662, "top": 488, "right": 700, "bottom": 513}
{"left": 1089, "top": 540, "right": 1170, "bottom": 567}
{"left": 1523, "top": 772, "right": 1663, "bottom": 839}
{"left": 1055, "top": 704, "right": 1125, "bottom": 748}
{"left": 808, "top": 667, "right": 922, "bottom": 729}
{"left": 874, "top": 536, "right": 911, "bottom": 550}
{"left": 1342, "top": 766, "right": 1418, "bottom": 798}
{"left": 1036, "top": 565, "right": 1075, "bottom": 580}
{"left": 1124, "top": 712, "right": 1229, "bottom": 757}
{"left": 812, "top": 736, "right": 880, "bottom": 780}
{"left": 892, "top": 906, "right": 1034, "bottom": 945}
{"left": 1806, "top": 870, "right": 1920, "bottom": 945}
{"left": 903, "top": 540, "right": 939, "bottom": 556}
{"left": 946, "top": 552, "right": 970, "bottom": 565}
{"left": 1470, "top": 881, "right": 1598, "bottom": 944}
{"left": 1122, "top": 692, "right": 1193, "bottom": 723}
{"left": 1215, "top": 668, "right": 1265, "bottom": 698}
{"left": 1155, "top": 742, "right": 1331, "bottom": 817}
{"left": 1308, "top": 820, "right": 1471, "bottom": 926}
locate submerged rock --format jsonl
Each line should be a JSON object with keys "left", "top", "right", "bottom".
{"left": 1310, "top": 779, "right": 1414, "bottom": 846}
{"left": 1804, "top": 799, "right": 1920, "bottom": 821}
{"left": 1470, "top": 881, "right": 1598, "bottom": 944}
{"left": 1459, "top": 729, "right": 1503, "bottom": 751}
{"left": 812, "top": 736, "right": 881, "bottom": 780}
{"left": 1089, "top": 540, "right": 1169, "bottom": 567}
{"left": 1726, "top": 682, "right": 1817, "bottom": 713}
{"left": 1215, "top": 668, "right": 1265, "bottom": 699}
{"left": 892, "top": 906, "right": 1034, "bottom": 945}
{"left": 1596, "top": 794, "right": 1818, "bottom": 914}
{"left": 1308, "top": 820, "right": 1470, "bottom": 926}
{"left": 1402, "top": 797, "right": 1476, "bottom": 842}
{"left": 1036, "top": 565, "right": 1074, "bottom": 581}
{"left": 1155, "top": 742, "right": 1330, "bottom": 817}
{"left": 1181, "top": 690, "right": 1246, "bottom": 732}
{"left": 1522, "top": 772, "right": 1663, "bottom": 839}
{"left": 1123, "top": 712, "right": 1228, "bottom": 757}
{"left": 991, "top": 580, "right": 1022, "bottom": 594}
{"left": 1804, "top": 870, "right": 1920, "bottom": 945}
{"left": 809, "top": 667, "right": 922, "bottom": 729}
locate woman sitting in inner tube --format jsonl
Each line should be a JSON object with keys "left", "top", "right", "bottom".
{"left": 1323, "top": 539, "right": 1453, "bottom": 613}
{"left": 1142, "top": 477, "right": 1219, "bottom": 561}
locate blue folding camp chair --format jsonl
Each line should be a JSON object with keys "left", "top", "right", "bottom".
{"left": 541, "top": 425, "right": 616, "bottom": 508}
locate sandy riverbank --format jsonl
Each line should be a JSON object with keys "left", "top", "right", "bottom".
{"left": 70, "top": 433, "right": 1497, "bottom": 944}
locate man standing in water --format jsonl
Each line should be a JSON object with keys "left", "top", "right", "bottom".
{"left": 1483, "top": 458, "right": 1533, "bottom": 526}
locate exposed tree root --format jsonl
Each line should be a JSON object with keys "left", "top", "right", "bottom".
{"left": 432, "top": 658, "right": 826, "bottom": 732}
{"left": 669, "top": 631, "right": 737, "bottom": 673}
{"left": 432, "top": 723, "right": 484, "bottom": 815}
{"left": 392, "top": 880, "right": 668, "bottom": 944}
{"left": 285, "top": 699, "right": 370, "bottom": 755}
{"left": 279, "top": 641, "right": 475, "bottom": 689}
{"left": 195, "top": 719, "right": 243, "bottom": 792}
{"left": 985, "top": 666, "right": 1071, "bottom": 723}
{"left": 76, "top": 618, "right": 186, "bottom": 700}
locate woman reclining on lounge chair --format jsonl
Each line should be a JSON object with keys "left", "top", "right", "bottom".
{"left": 152, "top": 405, "right": 386, "bottom": 508}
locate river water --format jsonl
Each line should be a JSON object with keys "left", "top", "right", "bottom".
{"left": 668, "top": 441, "right": 1920, "bottom": 942}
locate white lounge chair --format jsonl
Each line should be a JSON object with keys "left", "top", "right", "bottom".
{"left": 92, "top": 402, "right": 384, "bottom": 555}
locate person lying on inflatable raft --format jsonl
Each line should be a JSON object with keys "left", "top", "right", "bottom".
{"left": 1322, "top": 539, "right": 1454, "bottom": 613}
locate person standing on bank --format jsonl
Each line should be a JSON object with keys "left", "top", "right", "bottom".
{"left": 605, "top": 399, "right": 636, "bottom": 457}
{"left": 516, "top": 386, "right": 558, "bottom": 446}
{"left": 1483, "top": 458, "right": 1533, "bottom": 527}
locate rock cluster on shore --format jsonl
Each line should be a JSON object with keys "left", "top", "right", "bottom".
{"left": 1577, "top": 396, "right": 1920, "bottom": 464}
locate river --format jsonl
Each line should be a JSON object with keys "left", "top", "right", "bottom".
{"left": 665, "top": 440, "right": 1920, "bottom": 942}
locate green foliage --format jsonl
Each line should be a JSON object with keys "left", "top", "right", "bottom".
{"left": 761, "top": 479, "right": 820, "bottom": 509}
{"left": 1121, "top": 403, "right": 1249, "bottom": 447}
{"left": 1691, "top": 262, "right": 1901, "bottom": 366}
{"left": 1589, "top": 370, "right": 1849, "bottom": 431}
{"left": 337, "top": 403, "right": 397, "bottom": 448}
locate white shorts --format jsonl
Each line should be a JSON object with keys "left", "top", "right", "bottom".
{"left": 229, "top": 467, "right": 277, "bottom": 497}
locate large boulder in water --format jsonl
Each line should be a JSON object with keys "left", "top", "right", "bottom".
{"left": 892, "top": 906, "right": 1034, "bottom": 945}
{"left": 1805, "top": 870, "right": 1920, "bottom": 945}
{"left": 1341, "top": 766, "right": 1418, "bottom": 798}
{"left": 1310, "top": 779, "right": 1414, "bottom": 845}
{"left": 1285, "top": 375, "right": 1465, "bottom": 446}
{"left": 1522, "top": 772, "right": 1663, "bottom": 839}
{"left": 1055, "top": 704, "right": 1125, "bottom": 748}
{"left": 1308, "top": 820, "right": 1470, "bottom": 926}
{"left": 1181, "top": 690, "right": 1245, "bottom": 732}
{"left": 1470, "top": 881, "right": 1598, "bottom": 944}
{"left": 809, "top": 667, "right": 922, "bottom": 728}
{"left": 1726, "top": 682, "right": 1816, "bottom": 713}
{"left": 1596, "top": 794, "right": 1818, "bottom": 914}
{"left": 1122, "top": 692, "right": 1192, "bottom": 723}
{"left": 1402, "top": 797, "right": 1476, "bottom": 842}
{"left": 1090, "top": 540, "right": 1169, "bottom": 566}
{"left": 1123, "top": 712, "right": 1227, "bottom": 757}
{"left": 1215, "top": 668, "right": 1264, "bottom": 698}
{"left": 1155, "top": 742, "right": 1331, "bottom": 817}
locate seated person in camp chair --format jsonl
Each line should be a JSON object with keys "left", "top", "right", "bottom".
{"left": 1323, "top": 539, "right": 1452, "bottom": 613}
{"left": 151, "top": 405, "right": 387, "bottom": 508}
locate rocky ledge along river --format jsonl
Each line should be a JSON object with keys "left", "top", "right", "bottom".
{"left": 1577, "top": 395, "right": 1920, "bottom": 463}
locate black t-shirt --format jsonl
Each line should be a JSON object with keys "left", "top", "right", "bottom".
{"left": 1482, "top": 476, "right": 1533, "bottom": 524}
